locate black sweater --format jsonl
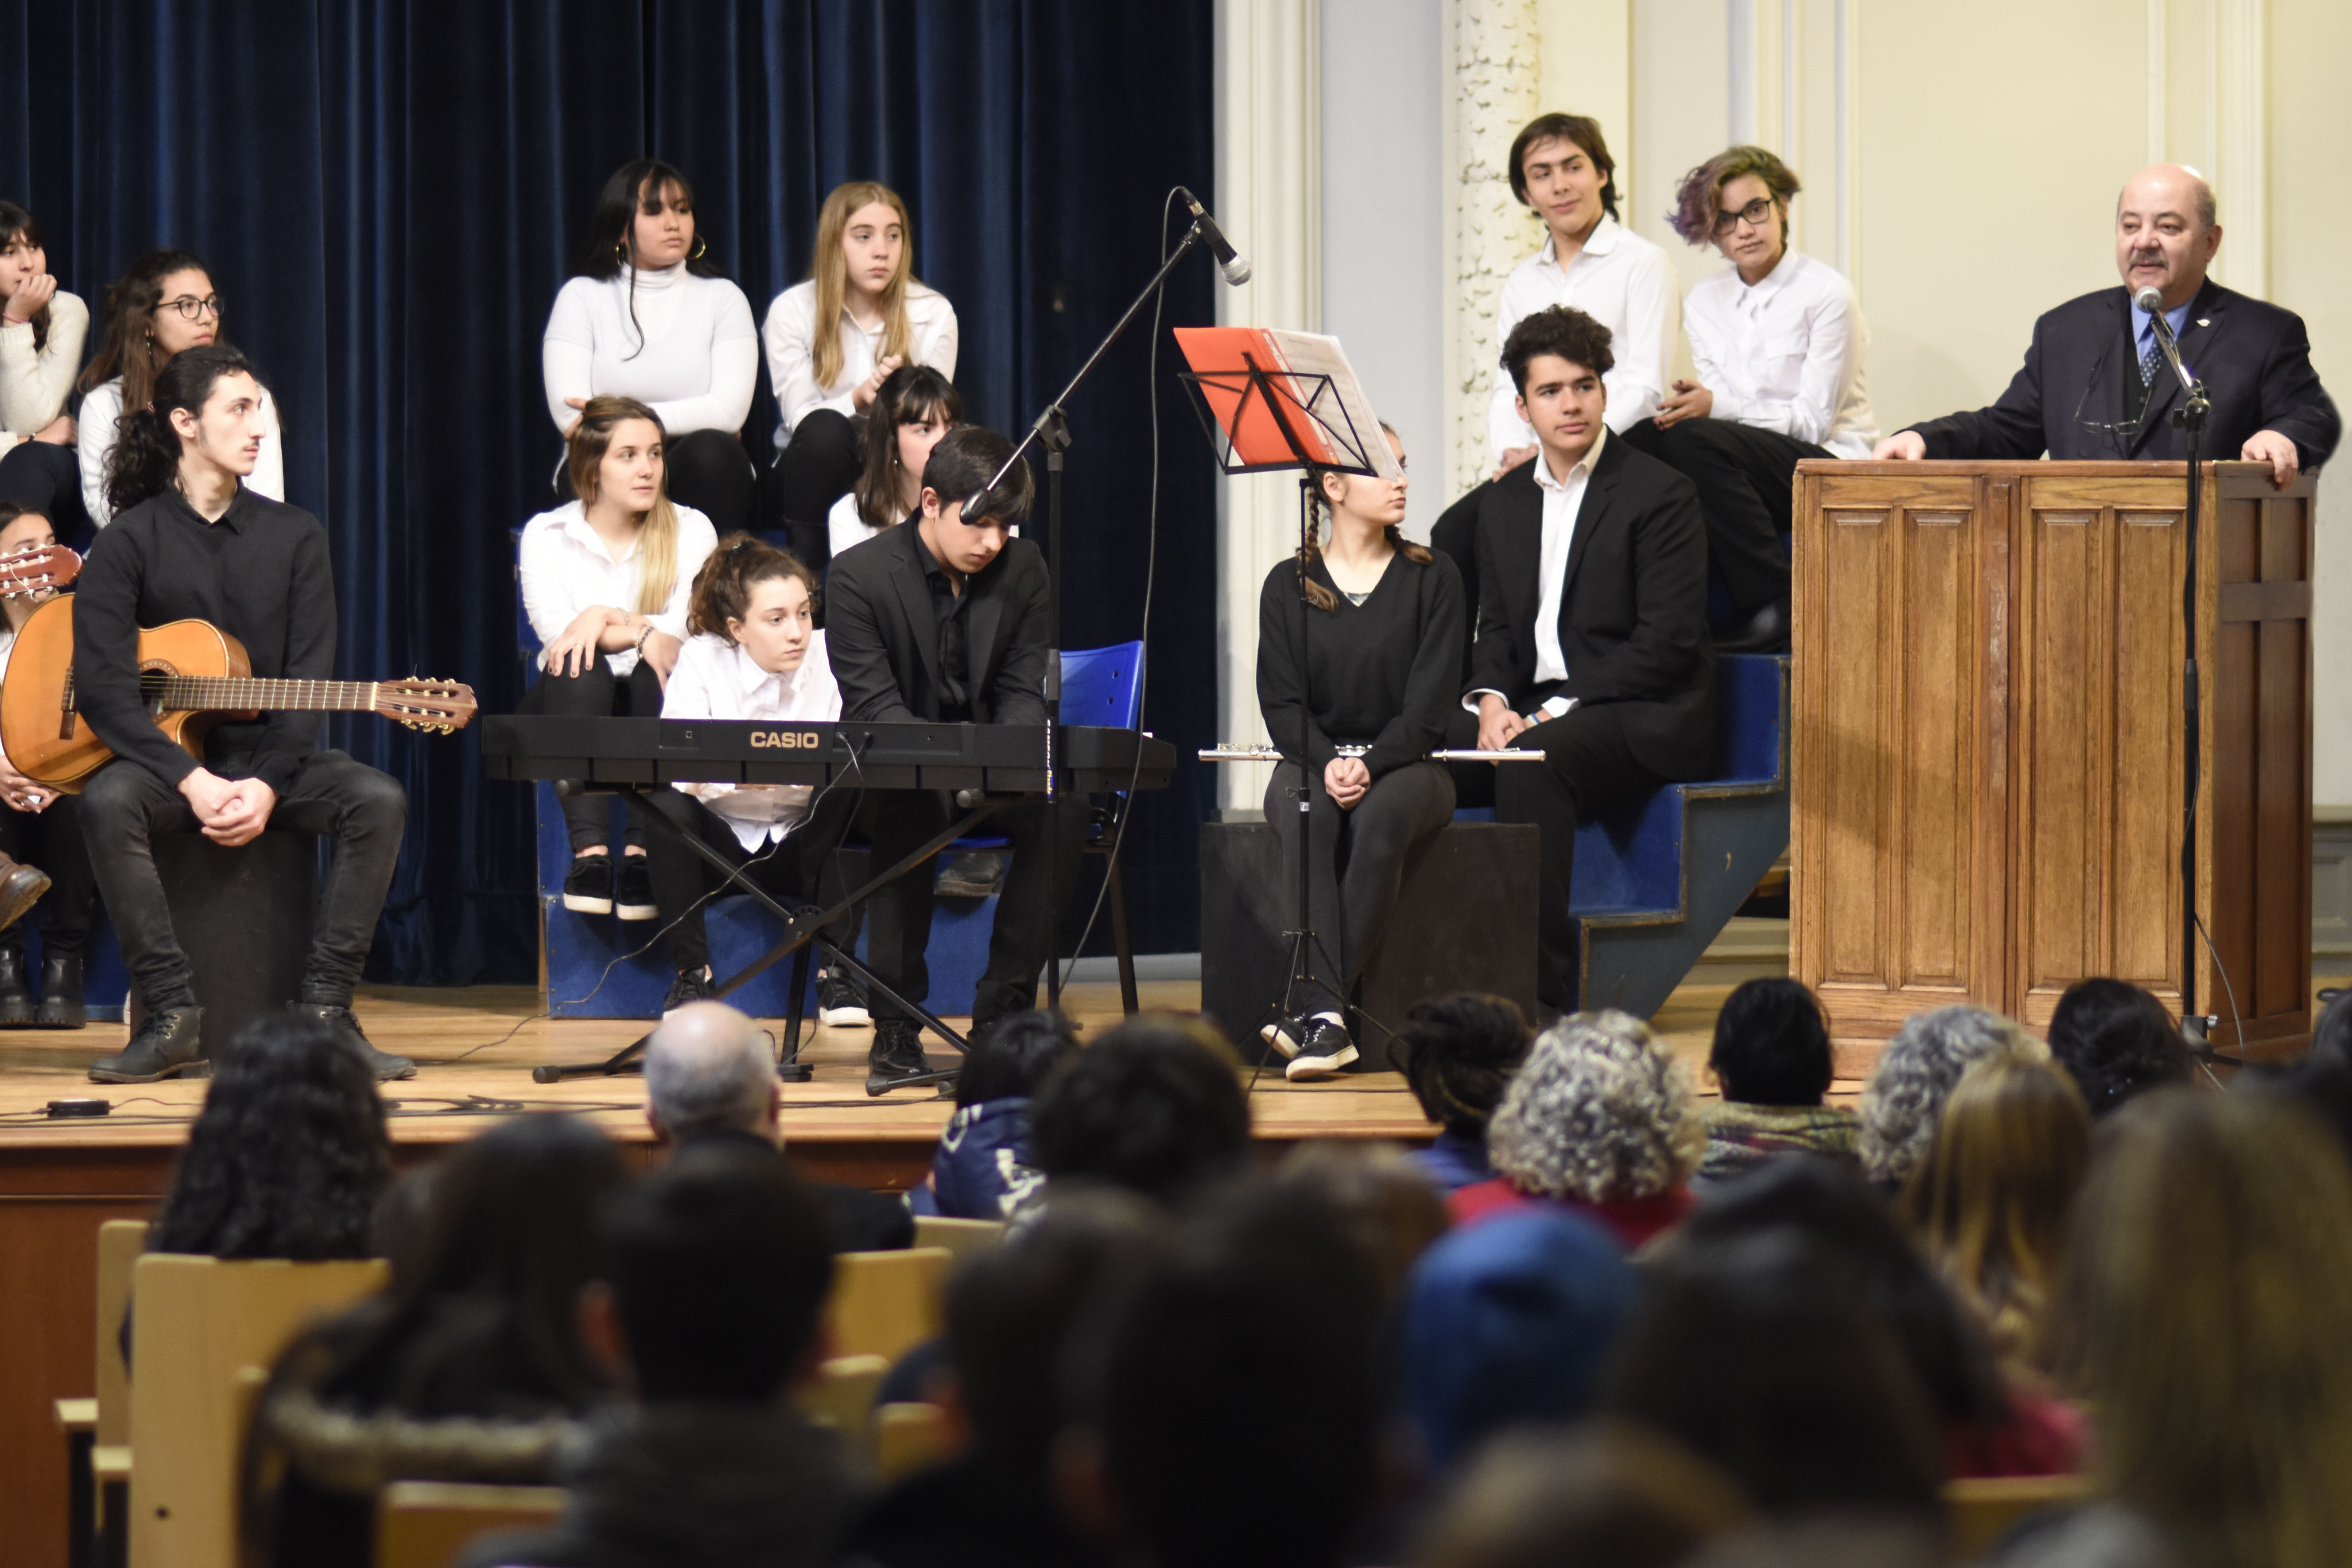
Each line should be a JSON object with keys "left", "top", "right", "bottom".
{"left": 73, "top": 485, "right": 335, "bottom": 793}
{"left": 1256, "top": 547, "right": 1463, "bottom": 781}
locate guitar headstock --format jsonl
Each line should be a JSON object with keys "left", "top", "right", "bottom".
{"left": 375, "top": 679, "right": 478, "bottom": 734}
{"left": 0, "top": 543, "right": 81, "bottom": 599}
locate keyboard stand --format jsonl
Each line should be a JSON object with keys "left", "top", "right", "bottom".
{"left": 532, "top": 787, "right": 1007, "bottom": 1085}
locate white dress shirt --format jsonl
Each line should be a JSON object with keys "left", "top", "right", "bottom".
{"left": 662, "top": 630, "right": 842, "bottom": 849}
{"left": 516, "top": 499, "right": 718, "bottom": 677}
{"left": 1490, "top": 217, "right": 1678, "bottom": 459}
{"left": 762, "top": 279, "right": 959, "bottom": 451}
{"left": 78, "top": 376, "right": 286, "bottom": 528}
{"left": 1683, "top": 250, "right": 1878, "bottom": 459}
{"left": 541, "top": 263, "right": 759, "bottom": 438}
{"left": 1467, "top": 429, "right": 1606, "bottom": 721}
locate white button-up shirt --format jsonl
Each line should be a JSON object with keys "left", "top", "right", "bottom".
{"left": 516, "top": 500, "right": 718, "bottom": 677}
{"left": 662, "top": 631, "right": 842, "bottom": 849}
{"left": 1467, "top": 429, "right": 1605, "bottom": 721}
{"left": 762, "top": 279, "right": 959, "bottom": 451}
{"left": 1490, "top": 217, "right": 1678, "bottom": 459}
{"left": 1683, "top": 250, "right": 1878, "bottom": 459}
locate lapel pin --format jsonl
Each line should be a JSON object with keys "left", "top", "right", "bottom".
{"left": 2196, "top": 318, "right": 2209, "bottom": 328}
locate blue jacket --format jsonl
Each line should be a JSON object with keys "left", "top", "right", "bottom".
{"left": 908, "top": 1098, "right": 1042, "bottom": 1220}
{"left": 1412, "top": 1128, "right": 1494, "bottom": 1194}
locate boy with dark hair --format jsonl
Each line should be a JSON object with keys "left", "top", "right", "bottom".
{"left": 908, "top": 1007, "right": 1080, "bottom": 1219}
{"left": 461, "top": 1141, "right": 866, "bottom": 1568}
{"left": 1699, "top": 976, "right": 1859, "bottom": 1183}
{"left": 825, "top": 423, "right": 1086, "bottom": 1091}
{"left": 1026, "top": 1015, "right": 1252, "bottom": 1209}
{"left": 1398, "top": 992, "right": 1533, "bottom": 1192}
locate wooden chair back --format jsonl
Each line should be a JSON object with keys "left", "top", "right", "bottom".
{"left": 912, "top": 1215, "right": 1007, "bottom": 1259}
{"left": 794, "top": 1353, "right": 890, "bottom": 1448}
{"left": 1945, "top": 1474, "right": 2092, "bottom": 1558}
{"left": 127, "top": 1253, "right": 388, "bottom": 1568}
{"left": 873, "top": 1401, "right": 954, "bottom": 1482}
{"left": 94, "top": 1220, "right": 149, "bottom": 1446}
{"left": 376, "top": 1481, "right": 567, "bottom": 1568}
{"left": 824, "top": 1247, "right": 952, "bottom": 1363}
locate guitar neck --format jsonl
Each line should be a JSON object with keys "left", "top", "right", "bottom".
{"left": 155, "top": 678, "right": 385, "bottom": 713}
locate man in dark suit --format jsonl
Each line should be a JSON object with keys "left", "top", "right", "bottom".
{"left": 1467, "top": 307, "right": 1717, "bottom": 1017}
{"left": 1876, "top": 163, "right": 2337, "bottom": 482}
{"left": 826, "top": 424, "right": 1083, "bottom": 1091}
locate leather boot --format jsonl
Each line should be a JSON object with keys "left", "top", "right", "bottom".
{"left": 0, "top": 852, "right": 49, "bottom": 932}
{"left": 88, "top": 1006, "right": 206, "bottom": 1083}
{"left": 866, "top": 1019, "right": 934, "bottom": 1096}
{"left": 36, "top": 952, "right": 85, "bottom": 1028}
{"left": 289, "top": 1000, "right": 416, "bottom": 1081}
{"left": 0, "top": 944, "right": 32, "bottom": 1027}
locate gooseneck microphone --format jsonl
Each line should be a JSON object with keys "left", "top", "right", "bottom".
{"left": 1175, "top": 186, "right": 1252, "bottom": 286}
{"left": 2134, "top": 284, "right": 2198, "bottom": 397}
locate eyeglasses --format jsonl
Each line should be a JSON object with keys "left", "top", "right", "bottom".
{"left": 1712, "top": 198, "right": 1777, "bottom": 238}
{"left": 157, "top": 294, "right": 224, "bottom": 322}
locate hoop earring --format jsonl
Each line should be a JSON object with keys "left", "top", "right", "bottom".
{"left": 615, "top": 239, "right": 628, "bottom": 264}
{"left": 691, "top": 236, "right": 707, "bottom": 261}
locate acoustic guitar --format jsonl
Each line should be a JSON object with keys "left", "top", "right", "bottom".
{"left": 0, "top": 596, "right": 477, "bottom": 791}
{"left": 0, "top": 542, "right": 82, "bottom": 599}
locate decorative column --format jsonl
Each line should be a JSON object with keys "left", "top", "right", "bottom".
{"left": 1446, "top": 0, "right": 1541, "bottom": 499}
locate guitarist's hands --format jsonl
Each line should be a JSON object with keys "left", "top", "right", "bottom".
{"left": 180, "top": 768, "right": 277, "bottom": 846}
{"left": 0, "top": 754, "right": 50, "bottom": 812}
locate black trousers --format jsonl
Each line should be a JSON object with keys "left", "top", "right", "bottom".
{"left": 768, "top": 408, "right": 862, "bottom": 570}
{"left": 520, "top": 657, "right": 664, "bottom": 850}
{"left": 1623, "top": 417, "right": 1825, "bottom": 616}
{"left": 1494, "top": 706, "right": 1667, "bottom": 1013}
{"left": 1262, "top": 760, "right": 1455, "bottom": 1017}
{"left": 0, "top": 438, "right": 93, "bottom": 543}
{"left": 78, "top": 750, "right": 407, "bottom": 1013}
{"left": 0, "top": 794, "right": 94, "bottom": 956}
{"left": 865, "top": 790, "right": 1088, "bottom": 1027}
{"left": 554, "top": 427, "right": 754, "bottom": 536}
{"left": 635, "top": 784, "right": 858, "bottom": 976}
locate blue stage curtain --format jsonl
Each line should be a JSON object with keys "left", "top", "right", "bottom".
{"left": 0, "top": 0, "right": 1215, "bottom": 982}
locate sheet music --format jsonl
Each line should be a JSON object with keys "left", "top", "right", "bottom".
{"left": 1264, "top": 330, "right": 1406, "bottom": 481}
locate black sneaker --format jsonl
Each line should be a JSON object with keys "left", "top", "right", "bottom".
{"left": 817, "top": 966, "right": 870, "bottom": 1027}
{"left": 1284, "top": 1015, "right": 1358, "bottom": 1081}
{"left": 866, "top": 1020, "right": 932, "bottom": 1095}
{"left": 663, "top": 968, "right": 717, "bottom": 1014}
{"left": 935, "top": 850, "right": 1005, "bottom": 898}
{"left": 1259, "top": 1013, "right": 1312, "bottom": 1060}
{"left": 291, "top": 1001, "right": 417, "bottom": 1081}
{"left": 562, "top": 852, "right": 614, "bottom": 915}
{"left": 614, "top": 855, "right": 656, "bottom": 921}
{"left": 88, "top": 1005, "right": 206, "bottom": 1083}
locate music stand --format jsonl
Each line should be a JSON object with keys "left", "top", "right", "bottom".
{"left": 1175, "top": 326, "right": 1395, "bottom": 1060}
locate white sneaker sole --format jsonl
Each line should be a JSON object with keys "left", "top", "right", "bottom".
{"left": 1259, "top": 1020, "right": 1304, "bottom": 1059}
{"left": 562, "top": 893, "right": 614, "bottom": 915}
{"left": 614, "top": 902, "right": 657, "bottom": 921}
{"left": 820, "top": 1004, "right": 872, "bottom": 1027}
{"left": 1285, "top": 1044, "right": 1358, "bottom": 1081}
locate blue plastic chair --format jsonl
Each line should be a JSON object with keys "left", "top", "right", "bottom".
{"left": 1056, "top": 642, "right": 1146, "bottom": 1013}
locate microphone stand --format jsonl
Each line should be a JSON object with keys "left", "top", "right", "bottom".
{"left": 974, "top": 216, "right": 1218, "bottom": 1010}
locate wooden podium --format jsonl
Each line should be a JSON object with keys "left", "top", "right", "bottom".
{"left": 1790, "top": 460, "right": 2314, "bottom": 1057}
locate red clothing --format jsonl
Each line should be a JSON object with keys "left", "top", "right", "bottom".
{"left": 1944, "top": 1393, "right": 2090, "bottom": 1479}
{"left": 1447, "top": 1179, "right": 1697, "bottom": 1250}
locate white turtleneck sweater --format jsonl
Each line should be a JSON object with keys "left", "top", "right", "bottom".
{"left": 541, "top": 262, "right": 758, "bottom": 438}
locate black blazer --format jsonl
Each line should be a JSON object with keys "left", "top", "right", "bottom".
{"left": 825, "top": 521, "right": 1050, "bottom": 726}
{"left": 1906, "top": 280, "right": 2340, "bottom": 466}
{"left": 1465, "top": 437, "right": 1717, "bottom": 781}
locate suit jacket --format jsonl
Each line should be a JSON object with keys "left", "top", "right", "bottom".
{"left": 1906, "top": 280, "right": 2340, "bottom": 466}
{"left": 1465, "top": 438, "right": 1717, "bottom": 781}
{"left": 824, "top": 520, "right": 1050, "bottom": 726}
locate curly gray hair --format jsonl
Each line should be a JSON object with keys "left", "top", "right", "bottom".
{"left": 1487, "top": 1010, "right": 1704, "bottom": 1201}
{"left": 1858, "top": 1005, "right": 2042, "bottom": 1183}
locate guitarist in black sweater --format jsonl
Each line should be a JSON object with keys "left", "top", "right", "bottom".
{"left": 76, "top": 345, "right": 413, "bottom": 1083}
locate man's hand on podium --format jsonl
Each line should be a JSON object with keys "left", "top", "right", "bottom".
{"left": 1871, "top": 430, "right": 1927, "bottom": 461}
{"left": 2242, "top": 429, "right": 2300, "bottom": 488}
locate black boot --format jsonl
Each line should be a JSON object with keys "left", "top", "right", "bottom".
{"left": 36, "top": 952, "right": 85, "bottom": 1028}
{"left": 88, "top": 1006, "right": 206, "bottom": 1083}
{"left": 866, "top": 1019, "right": 933, "bottom": 1096}
{"left": 0, "top": 944, "right": 31, "bottom": 1027}
{"left": 289, "top": 1001, "right": 417, "bottom": 1081}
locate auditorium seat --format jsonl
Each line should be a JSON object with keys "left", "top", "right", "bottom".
{"left": 912, "top": 1214, "right": 1007, "bottom": 1259}
{"left": 376, "top": 1481, "right": 567, "bottom": 1568}
{"left": 823, "top": 1247, "right": 952, "bottom": 1363}
{"left": 873, "top": 1401, "right": 953, "bottom": 1481}
{"left": 1945, "top": 1474, "right": 2092, "bottom": 1558}
{"left": 796, "top": 1353, "right": 891, "bottom": 1447}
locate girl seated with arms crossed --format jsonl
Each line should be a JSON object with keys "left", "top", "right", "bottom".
{"left": 518, "top": 396, "right": 716, "bottom": 923}
{"left": 822, "top": 362, "right": 960, "bottom": 574}
{"left": 639, "top": 536, "right": 855, "bottom": 1015}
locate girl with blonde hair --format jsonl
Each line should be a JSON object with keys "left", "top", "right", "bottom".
{"left": 762, "top": 181, "right": 959, "bottom": 555}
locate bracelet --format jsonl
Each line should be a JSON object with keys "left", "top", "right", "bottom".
{"left": 633, "top": 624, "right": 654, "bottom": 654}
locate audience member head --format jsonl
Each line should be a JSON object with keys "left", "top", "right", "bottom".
{"left": 919, "top": 421, "right": 1035, "bottom": 570}
{"left": 1709, "top": 978, "right": 1835, "bottom": 1107}
{"left": 588, "top": 1139, "right": 833, "bottom": 1404}
{"left": 318, "top": 1113, "right": 629, "bottom": 1416}
{"left": 2115, "top": 162, "right": 2219, "bottom": 310}
{"left": 1274, "top": 1140, "right": 1450, "bottom": 1295}
{"left": 1400, "top": 992, "right": 1532, "bottom": 1141}
{"left": 1676, "top": 1157, "right": 2008, "bottom": 1429}
{"left": 957, "top": 1008, "right": 1080, "bottom": 1109}
{"left": 1401, "top": 1209, "right": 1640, "bottom": 1469}
{"left": 1902, "top": 1053, "right": 2088, "bottom": 1372}
{"left": 564, "top": 396, "right": 683, "bottom": 617}
{"left": 1028, "top": 1014, "right": 1250, "bottom": 1207}
{"left": 1507, "top": 111, "right": 1620, "bottom": 225}
{"left": 2055, "top": 1089, "right": 2352, "bottom": 1567}
{"left": 1858, "top": 1005, "right": 2038, "bottom": 1186}
{"left": 1669, "top": 146, "right": 1801, "bottom": 281}
{"left": 854, "top": 362, "right": 962, "bottom": 528}
{"left": 644, "top": 999, "right": 778, "bottom": 1145}
{"left": 0, "top": 202, "right": 57, "bottom": 351}
{"left": 1681, "top": 1520, "right": 1945, "bottom": 1568}
{"left": 105, "top": 343, "right": 267, "bottom": 515}
{"left": 578, "top": 156, "right": 715, "bottom": 280}
{"left": 810, "top": 180, "right": 917, "bottom": 387}
{"left": 1070, "top": 1183, "right": 1387, "bottom": 1568}
{"left": 683, "top": 534, "right": 819, "bottom": 676}
{"left": 81, "top": 246, "right": 228, "bottom": 409}
{"left": 2238, "top": 1050, "right": 2352, "bottom": 1164}
{"left": 1602, "top": 1230, "right": 1946, "bottom": 1521}
{"left": 1488, "top": 1010, "right": 1703, "bottom": 1204}
{"left": 149, "top": 1009, "right": 390, "bottom": 1261}
{"left": 1412, "top": 1424, "right": 1747, "bottom": 1568}
{"left": 2045, "top": 977, "right": 2192, "bottom": 1117}
{"left": 2308, "top": 988, "right": 2352, "bottom": 1071}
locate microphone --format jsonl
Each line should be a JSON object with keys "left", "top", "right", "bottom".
{"left": 2134, "top": 285, "right": 2198, "bottom": 397}
{"left": 1176, "top": 186, "right": 1252, "bottom": 286}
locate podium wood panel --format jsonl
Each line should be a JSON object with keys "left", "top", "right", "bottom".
{"left": 1792, "top": 461, "right": 2312, "bottom": 1054}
